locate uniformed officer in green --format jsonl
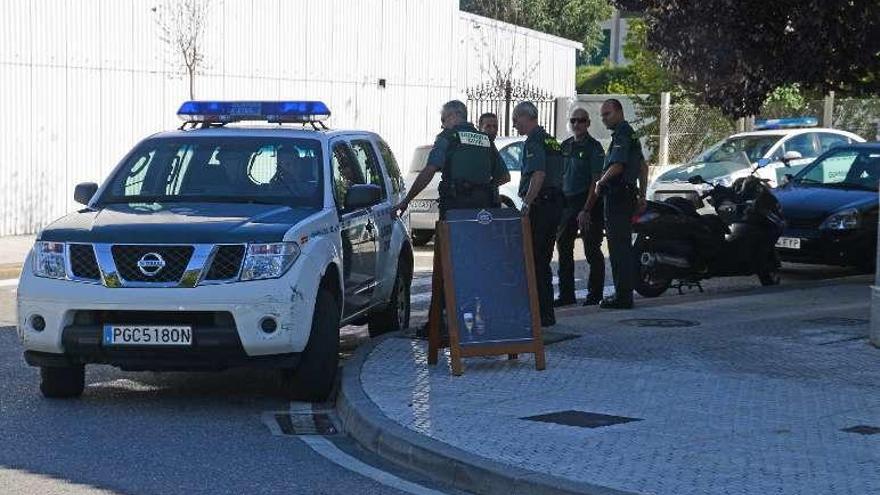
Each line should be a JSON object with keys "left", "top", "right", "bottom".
{"left": 555, "top": 107, "right": 606, "bottom": 307}
{"left": 397, "top": 100, "right": 508, "bottom": 218}
{"left": 594, "top": 99, "right": 644, "bottom": 309}
{"left": 514, "top": 101, "right": 564, "bottom": 327}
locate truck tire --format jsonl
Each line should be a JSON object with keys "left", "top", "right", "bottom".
{"left": 40, "top": 365, "right": 85, "bottom": 399}
{"left": 368, "top": 263, "right": 411, "bottom": 338}
{"left": 282, "top": 288, "right": 340, "bottom": 402}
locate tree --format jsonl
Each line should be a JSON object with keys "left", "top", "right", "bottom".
{"left": 460, "top": 0, "right": 613, "bottom": 57}
{"left": 155, "top": 0, "right": 210, "bottom": 100}
{"left": 612, "top": 0, "right": 880, "bottom": 117}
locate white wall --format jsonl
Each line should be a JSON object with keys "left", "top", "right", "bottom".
{"left": 0, "top": 0, "right": 579, "bottom": 236}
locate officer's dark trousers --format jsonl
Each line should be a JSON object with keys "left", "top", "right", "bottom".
{"left": 530, "top": 194, "right": 564, "bottom": 323}
{"left": 604, "top": 189, "right": 635, "bottom": 302}
{"left": 556, "top": 193, "right": 605, "bottom": 301}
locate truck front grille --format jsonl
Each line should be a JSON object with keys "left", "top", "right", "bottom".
{"left": 69, "top": 244, "right": 101, "bottom": 280}
{"left": 204, "top": 245, "right": 245, "bottom": 281}
{"left": 111, "top": 245, "right": 194, "bottom": 283}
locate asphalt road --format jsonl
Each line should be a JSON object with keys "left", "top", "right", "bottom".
{"left": 0, "top": 245, "right": 863, "bottom": 495}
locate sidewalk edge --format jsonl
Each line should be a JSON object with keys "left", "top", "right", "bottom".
{"left": 0, "top": 263, "right": 22, "bottom": 280}
{"left": 337, "top": 334, "right": 637, "bottom": 495}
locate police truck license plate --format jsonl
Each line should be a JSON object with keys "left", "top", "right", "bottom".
{"left": 103, "top": 325, "right": 193, "bottom": 346}
{"left": 775, "top": 237, "right": 801, "bottom": 250}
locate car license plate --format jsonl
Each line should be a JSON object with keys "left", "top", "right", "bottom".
{"left": 103, "top": 325, "right": 193, "bottom": 346}
{"left": 775, "top": 237, "right": 801, "bottom": 250}
{"left": 411, "top": 200, "right": 434, "bottom": 212}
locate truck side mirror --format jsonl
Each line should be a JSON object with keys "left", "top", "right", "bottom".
{"left": 74, "top": 182, "right": 99, "bottom": 206}
{"left": 687, "top": 175, "right": 705, "bottom": 185}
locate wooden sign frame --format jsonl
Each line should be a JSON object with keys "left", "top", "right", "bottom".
{"left": 427, "top": 215, "right": 546, "bottom": 376}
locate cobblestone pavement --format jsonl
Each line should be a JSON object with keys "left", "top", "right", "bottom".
{"left": 360, "top": 280, "right": 880, "bottom": 495}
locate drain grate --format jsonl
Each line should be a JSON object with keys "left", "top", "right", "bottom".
{"left": 620, "top": 318, "right": 700, "bottom": 328}
{"left": 272, "top": 412, "right": 337, "bottom": 436}
{"left": 805, "top": 317, "right": 868, "bottom": 327}
{"left": 842, "top": 425, "right": 880, "bottom": 435}
{"left": 523, "top": 410, "right": 642, "bottom": 429}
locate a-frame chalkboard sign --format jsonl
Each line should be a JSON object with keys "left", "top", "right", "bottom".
{"left": 427, "top": 208, "right": 546, "bottom": 376}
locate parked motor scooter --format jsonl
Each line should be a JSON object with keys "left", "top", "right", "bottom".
{"left": 633, "top": 159, "right": 785, "bottom": 297}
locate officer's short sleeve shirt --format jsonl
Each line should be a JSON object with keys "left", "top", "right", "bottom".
{"left": 518, "top": 128, "right": 548, "bottom": 196}
{"left": 604, "top": 121, "right": 643, "bottom": 184}
{"left": 490, "top": 142, "right": 509, "bottom": 182}
{"left": 426, "top": 131, "right": 452, "bottom": 171}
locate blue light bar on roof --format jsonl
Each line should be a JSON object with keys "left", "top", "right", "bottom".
{"left": 177, "top": 100, "right": 331, "bottom": 123}
{"left": 754, "top": 117, "right": 818, "bottom": 130}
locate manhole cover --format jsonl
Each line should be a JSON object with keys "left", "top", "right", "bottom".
{"left": 805, "top": 317, "right": 868, "bottom": 327}
{"left": 523, "top": 410, "right": 642, "bottom": 429}
{"left": 620, "top": 318, "right": 700, "bottom": 328}
{"left": 842, "top": 425, "right": 880, "bottom": 435}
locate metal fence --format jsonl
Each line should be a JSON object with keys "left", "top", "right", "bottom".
{"left": 638, "top": 93, "right": 880, "bottom": 167}
{"left": 466, "top": 80, "right": 557, "bottom": 138}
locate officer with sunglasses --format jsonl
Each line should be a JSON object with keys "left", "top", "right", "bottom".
{"left": 556, "top": 108, "right": 606, "bottom": 307}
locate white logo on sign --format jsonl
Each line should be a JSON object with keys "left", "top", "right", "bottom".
{"left": 476, "top": 210, "right": 493, "bottom": 225}
{"left": 458, "top": 132, "right": 491, "bottom": 148}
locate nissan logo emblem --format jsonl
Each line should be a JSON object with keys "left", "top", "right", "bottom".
{"left": 137, "top": 252, "right": 166, "bottom": 277}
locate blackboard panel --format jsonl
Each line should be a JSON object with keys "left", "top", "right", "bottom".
{"left": 445, "top": 208, "right": 535, "bottom": 346}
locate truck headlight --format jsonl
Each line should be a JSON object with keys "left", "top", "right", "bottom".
{"left": 33, "top": 241, "right": 68, "bottom": 279}
{"left": 240, "top": 242, "right": 300, "bottom": 281}
{"left": 820, "top": 208, "right": 861, "bottom": 230}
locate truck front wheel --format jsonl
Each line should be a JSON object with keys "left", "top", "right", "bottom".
{"left": 40, "top": 365, "right": 85, "bottom": 399}
{"left": 282, "top": 288, "right": 340, "bottom": 402}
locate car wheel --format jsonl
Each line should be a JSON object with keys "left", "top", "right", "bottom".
{"left": 282, "top": 288, "right": 340, "bottom": 402}
{"left": 411, "top": 230, "right": 433, "bottom": 246}
{"left": 368, "top": 262, "right": 412, "bottom": 338}
{"left": 40, "top": 365, "right": 85, "bottom": 399}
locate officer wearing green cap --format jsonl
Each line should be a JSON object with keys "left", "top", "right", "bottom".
{"left": 514, "top": 101, "right": 564, "bottom": 327}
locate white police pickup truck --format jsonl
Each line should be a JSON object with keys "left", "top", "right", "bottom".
{"left": 17, "top": 101, "right": 413, "bottom": 401}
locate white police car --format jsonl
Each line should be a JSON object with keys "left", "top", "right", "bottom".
{"left": 649, "top": 118, "right": 864, "bottom": 213}
{"left": 17, "top": 101, "right": 413, "bottom": 401}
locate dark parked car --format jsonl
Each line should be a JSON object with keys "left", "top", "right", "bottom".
{"left": 774, "top": 144, "right": 879, "bottom": 270}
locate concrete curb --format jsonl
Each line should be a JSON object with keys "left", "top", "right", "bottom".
{"left": 337, "top": 334, "right": 637, "bottom": 495}
{"left": 0, "top": 263, "right": 22, "bottom": 281}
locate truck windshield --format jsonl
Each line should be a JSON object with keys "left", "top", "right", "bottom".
{"left": 100, "top": 137, "right": 324, "bottom": 208}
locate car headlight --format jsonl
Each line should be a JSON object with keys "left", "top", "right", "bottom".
{"left": 820, "top": 208, "right": 861, "bottom": 230}
{"left": 33, "top": 241, "right": 68, "bottom": 279}
{"left": 240, "top": 242, "right": 301, "bottom": 281}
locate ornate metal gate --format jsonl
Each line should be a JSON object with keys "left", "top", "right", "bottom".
{"left": 466, "top": 79, "right": 557, "bottom": 138}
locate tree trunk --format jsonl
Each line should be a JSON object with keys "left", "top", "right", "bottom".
{"left": 188, "top": 67, "right": 195, "bottom": 100}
